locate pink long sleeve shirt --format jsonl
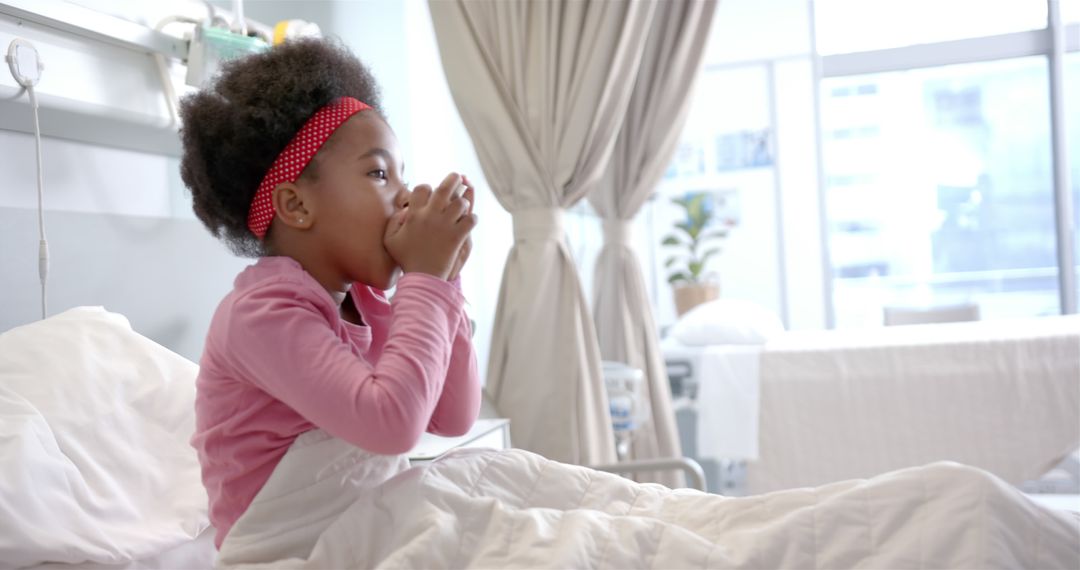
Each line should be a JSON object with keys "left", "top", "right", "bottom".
{"left": 191, "top": 257, "right": 480, "bottom": 548}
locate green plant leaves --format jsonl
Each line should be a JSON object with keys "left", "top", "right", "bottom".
{"left": 667, "top": 271, "right": 691, "bottom": 285}
{"left": 661, "top": 191, "right": 732, "bottom": 286}
{"left": 685, "top": 193, "right": 707, "bottom": 229}
{"left": 700, "top": 247, "right": 722, "bottom": 267}
{"left": 675, "top": 221, "right": 698, "bottom": 240}
{"left": 688, "top": 261, "right": 704, "bottom": 279}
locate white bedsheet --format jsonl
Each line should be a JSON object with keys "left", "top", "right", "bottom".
{"left": 0, "top": 308, "right": 210, "bottom": 568}
{"left": 218, "top": 431, "right": 1080, "bottom": 569}
{"left": 749, "top": 315, "right": 1080, "bottom": 493}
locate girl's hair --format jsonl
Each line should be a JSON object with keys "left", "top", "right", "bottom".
{"left": 179, "top": 38, "right": 384, "bottom": 257}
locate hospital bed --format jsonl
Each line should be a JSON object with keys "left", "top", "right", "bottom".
{"left": 663, "top": 315, "right": 1080, "bottom": 495}
{"left": 3, "top": 307, "right": 1079, "bottom": 568}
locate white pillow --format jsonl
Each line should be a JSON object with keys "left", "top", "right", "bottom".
{"left": 668, "top": 299, "right": 785, "bottom": 346}
{"left": 0, "top": 307, "right": 208, "bottom": 567}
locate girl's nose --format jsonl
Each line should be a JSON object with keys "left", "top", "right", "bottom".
{"left": 395, "top": 186, "right": 410, "bottom": 209}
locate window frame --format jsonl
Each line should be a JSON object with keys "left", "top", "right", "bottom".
{"left": 810, "top": 0, "right": 1078, "bottom": 326}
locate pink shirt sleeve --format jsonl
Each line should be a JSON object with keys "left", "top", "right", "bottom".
{"left": 426, "top": 309, "right": 480, "bottom": 436}
{"left": 221, "top": 273, "right": 463, "bottom": 455}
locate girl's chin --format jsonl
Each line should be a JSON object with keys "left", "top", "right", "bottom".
{"left": 356, "top": 266, "right": 401, "bottom": 291}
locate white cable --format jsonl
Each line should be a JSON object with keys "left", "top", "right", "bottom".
{"left": 27, "top": 85, "right": 48, "bottom": 320}
{"left": 233, "top": 0, "right": 248, "bottom": 36}
{"left": 154, "top": 53, "right": 179, "bottom": 129}
{"left": 203, "top": 1, "right": 230, "bottom": 29}
{"left": 7, "top": 38, "right": 48, "bottom": 319}
{"left": 154, "top": 16, "right": 201, "bottom": 129}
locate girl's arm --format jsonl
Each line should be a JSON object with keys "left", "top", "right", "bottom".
{"left": 424, "top": 194, "right": 481, "bottom": 435}
{"left": 224, "top": 273, "right": 461, "bottom": 455}
{"left": 425, "top": 308, "right": 480, "bottom": 436}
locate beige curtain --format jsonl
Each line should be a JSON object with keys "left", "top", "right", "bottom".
{"left": 589, "top": 0, "right": 717, "bottom": 486}
{"left": 429, "top": 0, "right": 656, "bottom": 466}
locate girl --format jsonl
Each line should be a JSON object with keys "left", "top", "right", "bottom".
{"left": 181, "top": 37, "right": 480, "bottom": 552}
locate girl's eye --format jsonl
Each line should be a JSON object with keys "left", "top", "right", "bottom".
{"left": 369, "top": 169, "right": 387, "bottom": 180}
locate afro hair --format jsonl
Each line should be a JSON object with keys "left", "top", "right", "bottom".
{"left": 179, "top": 37, "right": 384, "bottom": 257}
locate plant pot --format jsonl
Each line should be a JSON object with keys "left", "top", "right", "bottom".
{"left": 673, "top": 283, "right": 719, "bottom": 317}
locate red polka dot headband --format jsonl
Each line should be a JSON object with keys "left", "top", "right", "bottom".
{"left": 247, "top": 97, "right": 372, "bottom": 239}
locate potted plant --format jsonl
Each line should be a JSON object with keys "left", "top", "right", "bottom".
{"left": 661, "top": 191, "right": 734, "bottom": 316}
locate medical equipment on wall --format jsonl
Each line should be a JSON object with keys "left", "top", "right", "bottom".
{"left": 151, "top": 1, "right": 269, "bottom": 127}
{"left": 183, "top": 23, "right": 267, "bottom": 89}
{"left": 183, "top": 14, "right": 322, "bottom": 84}
{"left": 272, "top": 19, "right": 323, "bottom": 46}
{"left": 601, "top": 361, "right": 650, "bottom": 461}
{"left": 151, "top": 1, "right": 322, "bottom": 126}
{"left": 5, "top": 38, "right": 48, "bottom": 320}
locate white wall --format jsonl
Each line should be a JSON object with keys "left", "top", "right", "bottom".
{"left": 0, "top": 1, "right": 244, "bottom": 360}
{"left": 641, "top": 0, "right": 828, "bottom": 332}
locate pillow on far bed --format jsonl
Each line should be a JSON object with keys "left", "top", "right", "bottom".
{"left": 0, "top": 307, "right": 208, "bottom": 567}
{"left": 668, "top": 298, "right": 785, "bottom": 346}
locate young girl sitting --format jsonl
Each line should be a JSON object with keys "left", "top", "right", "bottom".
{"left": 180, "top": 37, "right": 1078, "bottom": 570}
{"left": 181, "top": 38, "right": 480, "bottom": 553}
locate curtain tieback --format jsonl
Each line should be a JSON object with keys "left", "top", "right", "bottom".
{"left": 513, "top": 208, "right": 564, "bottom": 242}
{"left": 603, "top": 219, "right": 632, "bottom": 245}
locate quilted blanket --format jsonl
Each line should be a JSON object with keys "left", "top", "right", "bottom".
{"left": 218, "top": 431, "right": 1079, "bottom": 569}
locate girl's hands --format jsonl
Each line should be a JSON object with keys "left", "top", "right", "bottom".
{"left": 384, "top": 172, "right": 477, "bottom": 281}
{"left": 447, "top": 178, "right": 475, "bottom": 281}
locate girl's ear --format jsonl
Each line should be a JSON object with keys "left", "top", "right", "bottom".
{"left": 271, "top": 182, "right": 314, "bottom": 231}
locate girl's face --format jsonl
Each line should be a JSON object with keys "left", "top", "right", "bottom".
{"left": 305, "top": 112, "right": 408, "bottom": 290}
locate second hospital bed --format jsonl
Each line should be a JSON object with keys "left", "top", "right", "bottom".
{"left": 662, "top": 314, "right": 1080, "bottom": 494}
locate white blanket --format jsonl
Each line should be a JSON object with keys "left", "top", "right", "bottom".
{"left": 219, "top": 432, "right": 1080, "bottom": 569}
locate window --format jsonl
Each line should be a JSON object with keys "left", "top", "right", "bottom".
{"left": 814, "top": 0, "right": 1046, "bottom": 55}
{"left": 821, "top": 57, "right": 1060, "bottom": 327}
{"left": 649, "top": 64, "right": 784, "bottom": 328}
